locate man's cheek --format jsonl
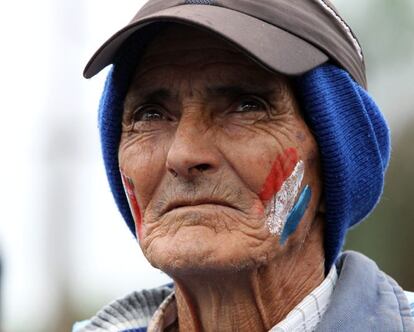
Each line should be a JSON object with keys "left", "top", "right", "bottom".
{"left": 259, "top": 148, "right": 312, "bottom": 243}
{"left": 120, "top": 170, "right": 143, "bottom": 240}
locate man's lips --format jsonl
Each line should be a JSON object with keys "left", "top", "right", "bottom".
{"left": 163, "top": 199, "right": 237, "bottom": 215}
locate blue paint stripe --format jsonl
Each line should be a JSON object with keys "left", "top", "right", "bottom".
{"left": 280, "top": 185, "right": 312, "bottom": 244}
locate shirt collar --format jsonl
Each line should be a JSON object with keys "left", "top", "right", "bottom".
{"left": 270, "top": 264, "right": 338, "bottom": 331}
{"left": 148, "top": 265, "right": 338, "bottom": 332}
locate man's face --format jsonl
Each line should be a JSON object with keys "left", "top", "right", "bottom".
{"left": 119, "top": 25, "right": 322, "bottom": 276}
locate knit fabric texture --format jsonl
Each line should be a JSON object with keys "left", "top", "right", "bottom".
{"left": 293, "top": 66, "right": 390, "bottom": 268}
{"left": 98, "top": 37, "right": 390, "bottom": 269}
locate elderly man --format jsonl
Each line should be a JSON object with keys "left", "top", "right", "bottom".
{"left": 76, "top": 0, "right": 414, "bottom": 331}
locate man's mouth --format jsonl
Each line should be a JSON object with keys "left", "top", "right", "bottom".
{"left": 163, "top": 199, "right": 237, "bottom": 214}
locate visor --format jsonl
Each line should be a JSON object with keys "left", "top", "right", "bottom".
{"left": 84, "top": 0, "right": 366, "bottom": 88}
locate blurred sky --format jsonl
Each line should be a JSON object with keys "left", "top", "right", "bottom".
{"left": 0, "top": 1, "right": 168, "bottom": 331}
{"left": 0, "top": 1, "right": 413, "bottom": 331}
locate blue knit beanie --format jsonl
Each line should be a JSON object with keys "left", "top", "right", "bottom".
{"left": 98, "top": 40, "right": 390, "bottom": 270}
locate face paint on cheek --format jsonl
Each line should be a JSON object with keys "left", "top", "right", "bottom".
{"left": 279, "top": 185, "right": 312, "bottom": 245}
{"left": 120, "top": 171, "right": 143, "bottom": 239}
{"left": 260, "top": 147, "right": 305, "bottom": 236}
{"left": 259, "top": 148, "right": 299, "bottom": 202}
{"left": 265, "top": 160, "right": 305, "bottom": 235}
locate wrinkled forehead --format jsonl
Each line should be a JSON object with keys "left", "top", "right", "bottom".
{"left": 127, "top": 23, "right": 289, "bottom": 96}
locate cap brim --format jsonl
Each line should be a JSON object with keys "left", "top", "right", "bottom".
{"left": 83, "top": 5, "right": 328, "bottom": 79}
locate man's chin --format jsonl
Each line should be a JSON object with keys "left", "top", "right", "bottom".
{"left": 142, "top": 226, "right": 270, "bottom": 277}
{"left": 151, "top": 255, "right": 260, "bottom": 278}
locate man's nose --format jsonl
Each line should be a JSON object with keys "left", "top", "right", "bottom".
{"left": 166, "top": 113, "right": 220, "bottom": 179}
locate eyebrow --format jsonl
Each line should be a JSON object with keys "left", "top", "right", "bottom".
{"left": 130, "top": 84, "right": 277, "bottom": 104}
{"left": 206, "top": 85, "right": 275, "bottom": 98}
{"left": 138, "top": 88, "right": 172, "bottom": 103}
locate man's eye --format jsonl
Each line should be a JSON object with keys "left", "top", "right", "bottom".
{"left": 133, "top": 105, "right": 166, "bottom": 122}
{"left": 235, "top": 97, "right": 268, "bottom": 113}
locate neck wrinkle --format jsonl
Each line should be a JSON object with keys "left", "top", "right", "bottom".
{"left": 173, "top": 217, "right": 325, "bottom": 332}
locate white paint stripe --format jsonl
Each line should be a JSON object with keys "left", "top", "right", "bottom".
{"left": 265, "top": 160, "right": 305, "bottom": 235}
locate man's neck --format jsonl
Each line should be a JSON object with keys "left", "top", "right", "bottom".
{"left": 172, "top": 218, "right": 325, "bottom": 332}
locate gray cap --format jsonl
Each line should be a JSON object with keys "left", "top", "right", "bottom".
{"left": 84, "top": 0, "right": 366, "bottom": 88}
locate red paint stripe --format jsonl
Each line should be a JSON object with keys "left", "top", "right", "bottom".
{"left": 259, "top": 148, "right": 299, "bottom": 202}
{"left": 121, "top": 172, "right": 143, "bottom": 239}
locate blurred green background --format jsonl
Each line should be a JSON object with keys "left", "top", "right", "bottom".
{"left": 335, "top": 0, "right": 414, "bottom": 290}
